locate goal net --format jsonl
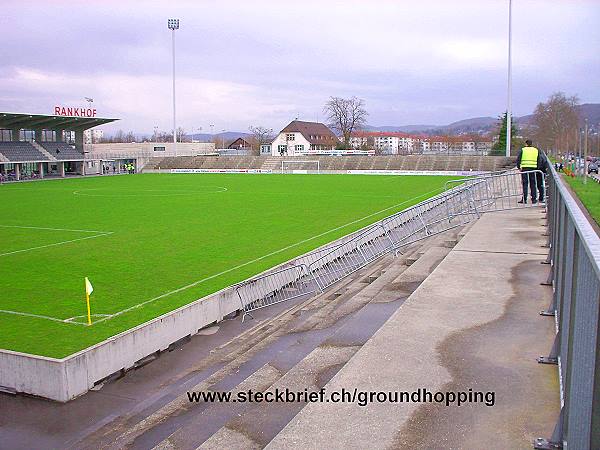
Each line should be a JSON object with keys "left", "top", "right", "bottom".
{"left": 281, "top": 160, "right": 320, "bottom": 174}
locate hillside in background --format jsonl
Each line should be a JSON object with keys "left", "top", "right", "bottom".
{"left": 189, "top": 131, "right": 251, "bottom": 142}
{"left": 363, "top": 103, "right": 600, "bottom": 136}
{"left": 121, "top": 104, "right": 599, "bottom": 142}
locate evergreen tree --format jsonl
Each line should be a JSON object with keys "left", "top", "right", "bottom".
{"left": 491, "top": 112, "right": 520, "bottom": 156}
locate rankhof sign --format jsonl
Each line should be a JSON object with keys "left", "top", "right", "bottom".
{"left": 54, "top": 106, "right": 97, "bottom": 118}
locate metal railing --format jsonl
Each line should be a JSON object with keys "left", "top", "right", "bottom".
{"left": 235, "top": 170, "right": 545, "bottom": 321}
{"left": 535, "top": 158, "right": 600, "bottom": 450}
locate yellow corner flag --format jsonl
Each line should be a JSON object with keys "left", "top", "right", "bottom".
{"left": 85, "top": 277, "right": 94, "bottom": 326}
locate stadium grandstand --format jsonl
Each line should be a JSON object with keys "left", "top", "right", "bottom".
{"left": 0, "top": 111, "right": 515, "bottom": 182}
{"left": 0, "top": 111, "right": 117, "bottom": 181}
{"left": 144, "top": 154, "right": 516, "bottom": 173}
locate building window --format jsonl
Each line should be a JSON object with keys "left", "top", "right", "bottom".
{"left": 20, "top": 129, "right": 35, "bottom": 141}
{"left": 154, "top": 146, "right": 166, "bottom": 151}
{"left": 286, "top": 133, "right": 295, "bottom": 141}
{"left": 295, "top": 144, "right": 304, "bottom": 152}
{"left": 0, "top": 129, "right": 11, "bottom": 142}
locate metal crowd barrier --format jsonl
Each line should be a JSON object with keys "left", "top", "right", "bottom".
{"left": 445, "top": 169, "right": 546, "bottom": 212}
{"left": 236, "top": 169, "right": 546, "bottom": 322}
{"left": 535, "top": 158, "right": 600, "bottom": 450}
{"left": 235, "top": 264, "right": 315, "bottom": 321}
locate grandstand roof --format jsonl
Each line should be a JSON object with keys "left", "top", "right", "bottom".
{"left": 0, "top": 112, "right": 118, "bottom": 131}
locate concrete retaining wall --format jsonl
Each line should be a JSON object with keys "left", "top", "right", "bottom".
{"left": 0, "top": 285, "right": 239, "bottom": 402}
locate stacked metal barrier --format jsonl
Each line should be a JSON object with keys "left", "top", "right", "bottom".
{"left": 535, "top": 158, "right": 600, "bottom": 450}
{"left": 236, "top": 169, "right": 544, "bottom": 321}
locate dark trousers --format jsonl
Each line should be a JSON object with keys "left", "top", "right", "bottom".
{"left": 536, "top": 171, "right": 545, "bottom": 201}
{"left": 521, "top": 169, "right": 537, "bottom": 202}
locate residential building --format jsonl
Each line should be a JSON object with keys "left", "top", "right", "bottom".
{"left": 349, "top": 131, "right": 493, "bottom": 155}
{"left": 270, "top": 120, "right": 338, "bottom": 156}
{"left": 349, "top": 132, "right": 419, "bottom": 154}
{"left": 83, "top": 129, "right": 103, "bottom": 144}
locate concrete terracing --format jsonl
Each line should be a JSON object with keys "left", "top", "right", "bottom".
{"left": 267, "top": 207, "right": 558, "bottom": 450}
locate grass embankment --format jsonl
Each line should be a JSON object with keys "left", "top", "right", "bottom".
{"left": 563, "top": 175, "right": 600, "bottom": 226}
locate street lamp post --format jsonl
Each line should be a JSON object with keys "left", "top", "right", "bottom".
{"left": 168, "top": 18, "right": 179, "bottom": 156}
{"left": 506, "top": 0, "right": 513, "bottom": 157}
{"left": 584, "top": 119, "right": 589, "bottom": 183}
{"left": 222, "top": 129, "right": 226, "bottom": 149}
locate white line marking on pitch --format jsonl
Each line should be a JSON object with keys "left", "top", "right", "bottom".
{"left": 72, "top": 186, "right": 228, "bottom": 197}
{"left": 0, "top": 233, "right": 114, "bottom": 257}
{"left": 91, "top": 187, "right": 444, "bottom": 325}
{"left": 0, "top": 186, "right": 444, "bottom": 325}
{"left": 0, "top": 224, "right": 113, "bottom": 234}
{"left": 0, "top": 309, "right": 75, "bottom": 324}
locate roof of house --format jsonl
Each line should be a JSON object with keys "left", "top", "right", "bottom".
{"left": 227, "top": 137, "right": 252, "bottom": 148}
{"left": 280, "top": 120, "right": 339, "bottom": 145}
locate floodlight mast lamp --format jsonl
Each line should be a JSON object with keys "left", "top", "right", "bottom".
{"left": 506, "top": 0, "right": 513, "bottom": 157}
{"left": 168, "top": 18, "right": 179, "bottom": 156}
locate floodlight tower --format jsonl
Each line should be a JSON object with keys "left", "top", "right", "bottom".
{"left": 506, "top": 0, "right": 513, "bottom": 157}
{"left": 168, "top": 18, "right": 180, "bottom": 156}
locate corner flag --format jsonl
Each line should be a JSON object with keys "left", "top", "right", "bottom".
{"left": 85, "top": 277, "right": 93, "bottom": 325}
{"left": 85, "top": 277, "right": 94, "bottom": 296}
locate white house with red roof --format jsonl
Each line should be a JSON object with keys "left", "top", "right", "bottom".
{"left": 268, "top": 120, "right": 339, "bottom": 156}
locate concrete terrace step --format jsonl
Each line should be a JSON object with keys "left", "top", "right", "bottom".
{"left": 153, "top": 235, "right": 462, "bottom": 449}
{"left": 164, "top": 259, "right": 424, "bottom": 449}
{"left": 72, "top": 228, "right": 465, "bottom": 450}
{"left": 73, "top": 256, "right": 400, "bottom": 449}
{"left": 30, "top": 140, "right": 57, "bottom": 161}
{"left": 191, "top": 246, "right": 457, "bottom": 450}
{"left": 266, "top": 208, "right": 558, "bottom": 450}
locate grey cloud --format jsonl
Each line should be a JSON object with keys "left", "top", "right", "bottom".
{"left": 0, "top": 0, "right": 598, "bottom": 133}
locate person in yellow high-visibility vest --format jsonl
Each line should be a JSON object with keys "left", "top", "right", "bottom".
{"left": 516, "top": 139, "right": 542, "bottom": 204}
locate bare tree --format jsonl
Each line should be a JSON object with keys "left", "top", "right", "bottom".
{"left": 124, "top": 131, "right": 136, "bottom": 142}
{"left": 176, "top": 127, "right": 187, "bottom": 142}
{"left": 248, "top": 126, "right": 274, "bottom": 155}
{"left": 323, "top": 96, "right": 368, "bottom": 147}
{"left": 532, "top": 92, "right": 580, "bottom": 155}
{"left": 102, "top": 129, "right": 136, "bottom": 143}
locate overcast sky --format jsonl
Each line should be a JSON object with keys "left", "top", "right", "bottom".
{"left": 0, "top": 0, "right": 598, "bottom": 134}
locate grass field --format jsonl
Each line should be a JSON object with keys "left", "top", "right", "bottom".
{"left": 0, "top": 173, "right": 457, "bottom": 358}
{"left": 564, "top": 175, "right": 600, "bottom": 226}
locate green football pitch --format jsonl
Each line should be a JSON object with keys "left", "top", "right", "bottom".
{"left": 0, "top": 173, "right": 458, "bottom": 358}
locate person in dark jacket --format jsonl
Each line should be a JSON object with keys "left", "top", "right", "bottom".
{"left": 536, "top": 150, "right": 547, "bottom": 202}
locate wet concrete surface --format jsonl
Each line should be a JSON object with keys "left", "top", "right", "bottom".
{"left": 0, "top": 296, "right": 307, "bottom": 450}
{"left": 133, "top": 280, "right": 408, "bottom": 449}
{"left": 267, "top": 208, "right": 559, "bottom": 450}
{"left": 393, "top": 258, "right": 559, "bottom": 449}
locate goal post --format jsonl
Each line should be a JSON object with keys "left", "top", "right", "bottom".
{"left": 281, "top": 160, "right": 320, "bottom": 174}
